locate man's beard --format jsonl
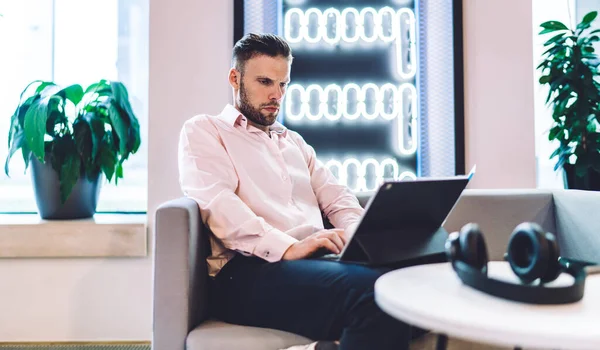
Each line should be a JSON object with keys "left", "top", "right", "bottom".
{"left": 238, "top": 80, "right": 279, "bottom": 127}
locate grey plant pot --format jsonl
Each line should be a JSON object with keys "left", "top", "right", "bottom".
{"left": 30, "top": 156, "right": 102, "bottom": 220}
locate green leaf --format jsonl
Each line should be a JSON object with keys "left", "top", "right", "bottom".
{"left": 582, "top": 11, "right": 598, "bottom": 26}
{"left": 106, "top": 103, "right": 130, "bottom": 155}
{"left": 109, "top": 82, "right": 141, "bottom": 153}
{"left": 554, "top": 154, "right": 569, "bottom": 171}
{"left": 7, "top": 109, "right": 19, "bottom": 150}
{"left": 540, "top": 20, "right": 569, "bottom": 31}
{"left": 59, "top": 151, "right": 81, "bottom": 203}
{"left": 21, "top": 140, "right": 31, "bottom": 172}
{"left": 45, "top": 109, "right": 66, "bottom": 137}
{"left": 73, "top": 118, "right": 92, "bottom": 162}
{"left": 84, "top": 79, "right": 109, "bottom": 95}
{"left": 88, "top": 113, "right": 106, "bottom": 160}
{"left": 73, "top": 112, "right": 105, "bottom": 162}
{"left": 56, "top": 84, "right": 84, "bottom": 106}
{"left": 98, "top": 138, "right": 116, "bottom": 182}
{"left": 536, "top": 60, "right": 549, "bottom": 70}
{"left": 15, "top": 95, "right": 37, "bottom": 128}
{"left": 35, "top": 81, "right": 56, "bottom": 94}
{"left": 4, "top": 129, "right": 25, "bottom": 176}
{"left": 550, "top": 147, "right": 561, "bottom": 158}
{"left": 23, "top": 95, "right": 59, "bottom": 162}
{"left": 544, "top": 32, "right": 566, "bottom": 46}
{"left": 115, "top": 162, "right": 124, "bottom": 185}
{"left": 109, "top": 83, "right": 135, "bottom": 118}
{"left": 578, "top": 34, "right": 599, "bottom": 45}
{"left": 539, "top": 75, "right": 552, "bottom": 84}
{"left": 548, "top": 126, "right": 562, "bottom": 140}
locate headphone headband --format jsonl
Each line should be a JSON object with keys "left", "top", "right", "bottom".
{"left": 452, "top": 260, "right": 586, "bottom": 304}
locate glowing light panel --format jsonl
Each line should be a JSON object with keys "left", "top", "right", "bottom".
{"left": 285, "top": 83, "right": 418, "bottom": 155}
{"left": 325, "top": 158, "right": 417, "bottom": 192}
{"left": 284, "top": 7, "right": 417, "bottom": 79}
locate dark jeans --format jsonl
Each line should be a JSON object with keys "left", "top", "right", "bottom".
{"left": 210, "top": 255, "right": 418, "bottom": 350}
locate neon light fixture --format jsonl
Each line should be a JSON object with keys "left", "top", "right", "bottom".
{"left": 325, "top": 158, "right": 416, "bottom": 192}
{"left": 285, "top": 83, "right": 415, "bottom": 122}
{"left": 285, "top": 83, "right": 418, "bottom": 155}
{"left": 284, "top": 7, "right": 417, "bottom": 79}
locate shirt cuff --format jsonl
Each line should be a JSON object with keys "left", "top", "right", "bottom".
{"left": 344, "top": 221, "right": 360, "bottom": 241}
{"left": 253, "top": 228, "right": 298, "bottom": 262}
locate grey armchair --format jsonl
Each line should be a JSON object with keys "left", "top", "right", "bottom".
{"left": 152, "top": 197, "right": 312, "bottom": 350}
{"left": 152, "top": 189, "right": 600, "bottom": 350}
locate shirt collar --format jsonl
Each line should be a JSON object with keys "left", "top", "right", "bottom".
{"left": 219, "top": 104, "right": 288, "bottom": 137}
{"left": 219, "top": 104, "right": 243, "bottom": 126}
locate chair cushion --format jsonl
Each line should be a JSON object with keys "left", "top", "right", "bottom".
{"left": 186, "top": 319, "right": 313, "bottom": 350}
{"left": 186, "top": 321, "right": 509, "bottom": 350}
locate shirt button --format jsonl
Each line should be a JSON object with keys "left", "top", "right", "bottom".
{"left": 282, "top": 175, "right": 287, "bottom": 181}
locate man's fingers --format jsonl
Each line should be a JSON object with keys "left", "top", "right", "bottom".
{"left": 333, "top": 229, "right": 347, "bottom": 246}
{"left": 326, "top": 231, "right": 345, "bottom": 252}
{"left": 317, "top": 238, "right": 340, "bottom": 254}
{"left": 325, "top": 231, "right": 344, "bottom": 252}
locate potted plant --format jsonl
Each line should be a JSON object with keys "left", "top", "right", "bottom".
{"left": 4, "top": 80, "right": 141, "bottom": 219}
{"left": 537, "top": 11, "right": 600, "bottom": 190}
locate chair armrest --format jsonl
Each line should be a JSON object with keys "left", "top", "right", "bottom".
{"left": 153, "top": 197, "right": 210, "bottom": 350}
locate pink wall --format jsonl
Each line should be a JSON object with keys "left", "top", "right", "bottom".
{"left": 462, "top": 0, "right": 537, "bottom": 189}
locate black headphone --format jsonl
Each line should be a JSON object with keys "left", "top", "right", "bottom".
{"left": 445, "top": 222, "right": 587, "bottom": 304}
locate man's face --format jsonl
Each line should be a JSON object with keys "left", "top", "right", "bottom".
{"left": 232, "top": 55, "right": 291, "bottom": 127}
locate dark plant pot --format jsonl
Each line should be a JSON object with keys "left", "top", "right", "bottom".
{"left": 30, "top": 156, "right": 102, "bottom": 220}
{"left": 562, "top": 164, "right": 600, "bottom": 191}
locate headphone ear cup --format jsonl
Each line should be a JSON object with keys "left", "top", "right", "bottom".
{"left": 458, "top": 223, "right": 489, "bottom": 274}
{"left": 507, "top": 222, "right": 550, "bottom": 284}
{"left": 539, "top": 232, "right": 561, "bottom": 283}
{"left": 445, "top": 231, "right": 461, "bottom": 265}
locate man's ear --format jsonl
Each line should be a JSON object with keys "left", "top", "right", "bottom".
{"left": 228, "top": 68, "right": 240, "bottom": 90}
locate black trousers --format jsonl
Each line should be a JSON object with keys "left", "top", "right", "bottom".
{"left": 210, "top": 255, "right": 418, "bottom": 350}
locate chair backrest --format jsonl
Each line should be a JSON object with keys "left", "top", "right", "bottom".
{"left": 443, "top": 189, "right": 556, "bottom": 260}
{"left": 552, "top": 189, "right": 600, "bottom": 264}
{"left": 190, "top": 219, "right": 213, "bottom": 328}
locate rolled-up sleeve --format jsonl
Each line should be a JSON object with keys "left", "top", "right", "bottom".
{"left": 178, "top": 117, "right": 297, "bottom": 262}
{"left": 289, "top": 132, "right": 364, "bottom": 230}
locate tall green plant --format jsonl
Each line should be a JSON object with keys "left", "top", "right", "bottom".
{"left": 5, "top": 80, "right": 141, "bottom": 202}
{"left": 537, "top": 11, "right": 600, "bottom": 180}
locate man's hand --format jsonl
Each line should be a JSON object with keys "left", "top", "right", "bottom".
{"left": 282, "top": 228, "right": 346, "bottom": 260}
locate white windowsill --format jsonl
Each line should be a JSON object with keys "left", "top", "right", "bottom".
{"left": 0, "top": 213, "right": 148, "bottom": 258}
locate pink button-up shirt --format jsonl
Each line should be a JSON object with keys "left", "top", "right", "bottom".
{"left": 178, "top": 104, "right": 364, "bottom": 276}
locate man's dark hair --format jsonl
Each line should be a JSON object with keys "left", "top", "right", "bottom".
{"left": 232, "top": 33, "right": 293, "bottom": 74}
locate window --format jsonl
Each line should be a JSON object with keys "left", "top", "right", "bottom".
{"left": 532, "top": 0, "right": 598, "bottom": 189}
{"left": 0, "top": 0, "right": 148, "bottom": 213}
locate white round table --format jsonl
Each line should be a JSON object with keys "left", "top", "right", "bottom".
{"left": 375, "top": 262, "right": 600, "bottom": 350}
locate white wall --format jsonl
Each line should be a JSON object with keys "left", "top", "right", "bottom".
{"left": 462, "top": 0, "right": 536, "bottom": 189}
{"left": 0, "top": 0, "right": 233, "bottom": 342}
{"left": 0, "top": 0, "right": 536, "bottom": 341}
